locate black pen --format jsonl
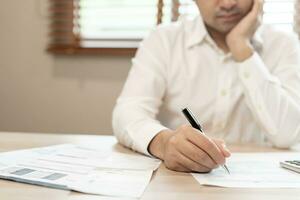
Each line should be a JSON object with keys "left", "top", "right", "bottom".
{"left": 182, "top": 107, "right": 230, "bottom": 174}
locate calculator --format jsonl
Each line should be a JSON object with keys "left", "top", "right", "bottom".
{"left": 280, "top": 160, "right": 300, "bottom": 173}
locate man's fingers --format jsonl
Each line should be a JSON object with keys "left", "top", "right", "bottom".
{"left": 168, "top": 162, "right": 190, "bottom": 172}
{"left": 178, "top": 140, "right": 218, "bottom": 169}
{"left": 163, "top": 125, "right": 230, "bottom": 173}
{"left": 176, "top": 152, "right": 211, "bottom": 173}
{"left": 252, "top": 0, "right": 264, "bottom": 16}
{"left": 247, "top": 0, "right": 263, "bottom": 33}
{"left": 187, "top": 131, "right": 225, "bottom": 165}
{"left": 213, "top": 139, "right": 231, "bottom": 158}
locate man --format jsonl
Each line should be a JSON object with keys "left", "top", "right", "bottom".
{"left": 112, "top": 0, "right": 300, "bottom": 173}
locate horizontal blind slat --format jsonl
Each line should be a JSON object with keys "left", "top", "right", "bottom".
{"left": 48, "top": 0, "right": 81, "bottom": 50}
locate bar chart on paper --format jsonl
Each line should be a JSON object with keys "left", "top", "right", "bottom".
{"left": 0, "top": 144, "right": 161, "bottom": 198}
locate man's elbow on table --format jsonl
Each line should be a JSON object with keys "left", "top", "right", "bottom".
{"left": 112, "top": 105, "right": 133, "bottom": 149}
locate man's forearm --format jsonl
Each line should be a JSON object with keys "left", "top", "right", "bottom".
{"left": 236, "top": 51, "right": 300, "bottom": 147}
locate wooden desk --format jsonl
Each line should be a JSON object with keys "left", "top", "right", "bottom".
{"left": 0, "top": 132, "right": 299, "bottom": 200}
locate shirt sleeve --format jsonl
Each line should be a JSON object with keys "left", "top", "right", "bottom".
{"left": 112, "top": 28, "right": 169, "bottom": 156}
{"left": 238, "top": 34, "right": 300, "bottom": 148}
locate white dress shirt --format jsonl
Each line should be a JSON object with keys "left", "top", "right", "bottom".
{"left": 112, "top": 16, "right": 300, "bottom": 156}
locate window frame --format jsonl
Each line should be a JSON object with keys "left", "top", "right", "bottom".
{"left": 47, "top": 0, "right": 165, "bottom": 55}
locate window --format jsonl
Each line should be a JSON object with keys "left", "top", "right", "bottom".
{"left": 48, "top": 0, "right": 172, "bottom": 55}
{"left": 48, "top": 0, "right": 297, "bottom": 55}
{"left": 79, "top": 0, "right": 172, "bottom": 48}
{"left": 264, "top": 0, "right": 295, "bottom": 31}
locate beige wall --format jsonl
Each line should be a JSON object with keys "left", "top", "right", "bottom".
{"left": 0, "top": 0, "right": 131, "bottom": 135}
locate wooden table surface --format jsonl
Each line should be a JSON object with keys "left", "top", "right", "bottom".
{"left": 0, "top": 131, "right": 299, "bottom": 200}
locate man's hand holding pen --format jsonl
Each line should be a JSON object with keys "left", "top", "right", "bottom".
{"left": 148, "top": 125, "right": 231, "bottom": 173}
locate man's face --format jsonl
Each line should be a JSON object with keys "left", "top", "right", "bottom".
{"left": 195, "top": 0, "right": 253, "bottom": 33}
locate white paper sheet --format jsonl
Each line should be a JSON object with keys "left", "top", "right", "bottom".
{"left": 69, "top": 169, "right": 153, "bottom": 198}
{"left": 192, "top": 153, "right": 300, "bottom": 188}
{"left": 0, "top": 144, "right": 161, "bottom": 198}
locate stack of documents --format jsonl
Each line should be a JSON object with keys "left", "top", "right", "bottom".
{"left": 192, "top": 153, "right": 300, "bottom": 188}
{"left": 0, "top": 144, "right": 161, "bottom": 198}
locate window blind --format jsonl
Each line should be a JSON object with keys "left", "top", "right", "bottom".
{"left": 294, "top": 0, "right": 300, "bottom": 37}
{"left": 264, "top": 0, "right": 295, "bottom": 31}
{"left": 48, "top": 0, "right": 171, "bottom": 54}
{"left": 48, "top": 0, "right": 80, "bottom": 54}
{"left": 79, "top": 0, "right": 171, "bottom": 48}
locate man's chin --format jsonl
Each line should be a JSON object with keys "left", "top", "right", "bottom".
{"left": 215, "top": 24, "right": 237, "bottom": 34}
{"left": 205, "top": 23, "right": 237, "bottom": 35}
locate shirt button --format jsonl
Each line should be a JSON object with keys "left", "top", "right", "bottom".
{"left": 221, "top": 89, "right": 228, "bottom": 96}
{"left": 244, "top": 72, "right": 250, "bottom": 79}
{"left": 257, "top": 105, "right": 262, "bottom": 111}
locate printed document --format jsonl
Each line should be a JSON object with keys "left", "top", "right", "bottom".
{"left": 192, "top": 153, "right": 300, "bottom": 188}
{"left": 0, "top": 144, "right": 161, "bottom": 198}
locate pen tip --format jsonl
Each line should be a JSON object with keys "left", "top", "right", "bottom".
{"left": 224, "top": 165, "right": 230, "bottom": 174}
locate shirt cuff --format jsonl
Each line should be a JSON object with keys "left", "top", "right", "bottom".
{"left": 126, "top": 121, "right": 168, "bottom": 157}
{"left": 238, "top": 52, "right": 279, "bottom": 91}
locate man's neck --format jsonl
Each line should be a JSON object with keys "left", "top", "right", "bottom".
{"left": 205, "top": 25, "right": 230, "bottom": 53}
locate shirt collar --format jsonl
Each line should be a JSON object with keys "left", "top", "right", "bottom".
{"left": 185, "top": 15, "right": 207, "bottom": 48}
{"left": 185, "top": 15, "right": 264, "bottom": 53}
